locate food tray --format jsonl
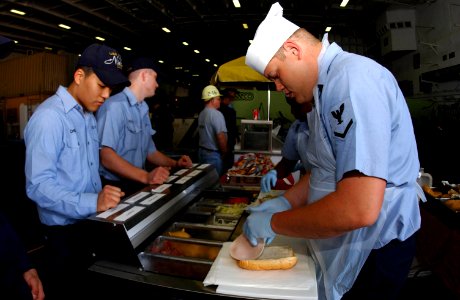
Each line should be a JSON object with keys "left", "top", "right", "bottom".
{"left": 226, "top": 153, "right": 274, "bottom": 177}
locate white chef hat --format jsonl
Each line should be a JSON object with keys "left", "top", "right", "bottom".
{"left": 245, "top": 2, "right": 299, "bottom": 75}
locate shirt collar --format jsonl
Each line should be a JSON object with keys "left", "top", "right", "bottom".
{"left": 123, "top": 87, "right": 139, "bottom": 106}
{"left": 56, "top": 85, "right": 81, "bottom": 113}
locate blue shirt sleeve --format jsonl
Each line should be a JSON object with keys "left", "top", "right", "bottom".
{"left": 282, "top": 120, "right": 301, "bottom": 161}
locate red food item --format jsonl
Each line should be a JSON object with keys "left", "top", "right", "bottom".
{"left": 226, "top": 197, "right": 249, "bottom": 204}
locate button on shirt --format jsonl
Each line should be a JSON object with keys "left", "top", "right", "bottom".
{"left": 97, "top": 87, "right": 156, "bottom": 181}
{"left": 24, "top": 86, "right": 101, "bottom": 226}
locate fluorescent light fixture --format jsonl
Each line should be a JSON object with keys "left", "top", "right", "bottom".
{"left": 44, "top": 46, "right": 53, "bottom": 50}
{"left": 242, "top": 23, "right": 248, "bottom": 29}
{"left": 162, "top": 27, "right": 171, "bottom": 33}
{"left": 95, "top": 36, "right": 105, "bottom": 41}
{"left": 123, "top": 46, "right": 132, "bottom": 51}
{"left": 194, "top": 49, "right": 200, "bottom": 54}
{"left": 158, "top": 60, "right": 164, "bottom": 64}
{"left": 205, "top": 58, "right": 210, "bottom": 62}
{"left": 340, "top": 0, "right": 349, "bottom": 7}
{"left": 232, "top": 0, "right": 241, "bottom": 8}
{"left": 10, "top": 9, "right": 25, "bottom": 15}
{"left": 213, "top": 64, "right": 218, "bottom": 67}
{"left": 58, "top": 24, "right": 71, "bottom": 30}
{"left": 182, "top": 41, "right": 189, "bottom": 46}
{"left": 325, "top": 26, "right": 332, "bottom": 32}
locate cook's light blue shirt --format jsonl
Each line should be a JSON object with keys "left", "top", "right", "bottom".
{"left": 24, "top": 86, "right": 101, "bottom": 226}
{"left": 318, "top": 42, "right": 421, "bottom": 247}
{"left": 96, "top": 87, "right": 156, "bottom": 181}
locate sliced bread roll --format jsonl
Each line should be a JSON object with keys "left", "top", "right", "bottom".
{"left": 237, "top": 246, "right": 297, "bottom": 271}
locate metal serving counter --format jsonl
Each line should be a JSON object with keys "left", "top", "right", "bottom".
{"left": 85, "top": 163, "right": 259, "bottom": 298}
{"left": 85, "top": 162, "right": 316, "bottom": 299}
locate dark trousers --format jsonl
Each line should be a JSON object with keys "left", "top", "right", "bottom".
{"left": 342, "top": 233, "right": 417, "bottom": 300}
{"left": 41, "top": 223, "right": 95, "bottom": 300}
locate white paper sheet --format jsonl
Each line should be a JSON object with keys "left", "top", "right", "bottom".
{"left": 204, "top": 236, "right": 317, "bottom": 300}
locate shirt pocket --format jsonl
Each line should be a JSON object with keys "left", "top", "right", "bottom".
{"left": 62, "top": 131, "right": 81, "bottom": 172}
{"left": 124, "top": 119, "right": 141, "bottom": 150}
{"left": 142, "top": 116, "right": 155, "bottom": 136}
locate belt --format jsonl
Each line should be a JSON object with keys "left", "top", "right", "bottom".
{"left": 199, "top": 146, "right": 220, "bottom": 153}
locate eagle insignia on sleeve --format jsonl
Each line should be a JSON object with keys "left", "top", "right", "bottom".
{"left": 330, "top": 102, "right": 353, "bottom": 138}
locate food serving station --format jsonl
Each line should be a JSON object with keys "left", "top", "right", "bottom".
{"left": 85, "top": 163, "right": 317, "bottom": 299}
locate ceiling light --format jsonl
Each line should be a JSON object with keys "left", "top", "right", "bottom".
{"left": 325, "top": 26, "right": 332, "bottom": 32}
{"left": 10, "top": 9, "right": 25, "bottom": 16}
{"left": 175, "top": 66, "right": 183, "bottom": 70}
{"left": 58, "top": 24, "right": 71, "bottom": 30}
{"left": 95, "top": 36, "right": 105, "bottom": 41}
{"left": 44, "top": 47, "right": 52, "bottom": 51}
{"left": 205, "top": 59, "right": 210, "bottom": 62}
{"left": 192, "top": 74, "right": 200, "bottom": 77}
{"left": 194, "top": 50, "right": 200, "bottom": 54}
{"left": 14, "top": 40, "right": 18, "bottom": 44}
{"left": 340, "top": 0, "right": 349, "bottom": 7}
{"left": 162, "top": 27, "right": 171, "bottom": 33}
{"left": 242, "top": 23, "right": 248, "bottom": 29}
{"left": 232, "top": 0, "right": 241, "bottom": 8}
{"left": 182, "top": 41, "right": 189, "bottom": 46}
{"left": 158, "top": 60, "right": 164, "bottom": 64}
{"left": 213, "top": 64, "right": 218, "bottom": 67}
{"left": 123, "top": 46, "right": 132, "bottom": 51}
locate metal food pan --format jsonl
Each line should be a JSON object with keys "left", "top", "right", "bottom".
{"left": 167, "top": 222, "right": 234, "bottom": 241}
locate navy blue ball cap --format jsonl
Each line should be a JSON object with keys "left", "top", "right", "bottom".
{"left": 77, "top": 43, "right": 130, "bottom": 88}
{"left": 124, "top": 56, "right": 158, "bottom": 74}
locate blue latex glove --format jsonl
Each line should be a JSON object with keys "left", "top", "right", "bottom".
{"left": 243, "top": 210, "right": 276, "bottom": 246}
{"left": 249, "top": 195, "right": 292, "bottom": 214}
{"left": 260, "top": 170, "right": 277, "bottom": 193}
{"left": 244, "top": 196, "right": 292, "bottom": 246}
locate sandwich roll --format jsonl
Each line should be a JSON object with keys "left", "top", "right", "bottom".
{"left": 237, "top": 245, "right": 297, "bottom": 271}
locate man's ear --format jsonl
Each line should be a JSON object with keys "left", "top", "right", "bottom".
{"left": 283, "top": 41, "right": 301, "bottom": 60}
{"left": 74, "top": 68, "right": 85, "bottom": 85}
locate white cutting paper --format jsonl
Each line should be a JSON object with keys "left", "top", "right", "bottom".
{"left": 174, "top": 169, "right": 188, "bottom": 175}
{"left": 124, "top": 191, "right": 150, "bottom": 204}
{"left": 175, "top": 176, "right": 192, "bottom": 184}
{"left": 197, "top": 164, "right": 210, "bottom": 169}
{"left": 188, "top": 170, "right": 202, "bottom": 177}
{"left": 140, "top": 193, "right": 165, "bottom": 205}
{"left": 166, "top": 175, "right": 178, "bottom": 183}
{"left": 114, "top": 206, "right": 145, "bottom": 222}
{"left": 96, "top": 203, "right": 129, "bottom": 219}
{"left": 203, "top": 236, "right": 317, "bottom": 300}
{"left": 151, "top": 184, "right": 172, "bottom": 193}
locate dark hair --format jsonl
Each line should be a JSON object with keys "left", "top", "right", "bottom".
{"left": 222, "top": 88, "right": 239, "bottom": 98}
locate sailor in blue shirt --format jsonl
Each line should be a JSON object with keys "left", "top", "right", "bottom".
{"left": 24, "top": 43, "right": 128, "bottom": 299}
{"left": 97, "top": 57, "right": 192, "bottom": 197}
{"left": 243, "top": 3, "right": 426, "bottom": 300}
{"left": 198, "top": 85, "right": 228, "bottom": 176}
{"left": 260, "top": 98, "right": 312, "bottom": 192}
